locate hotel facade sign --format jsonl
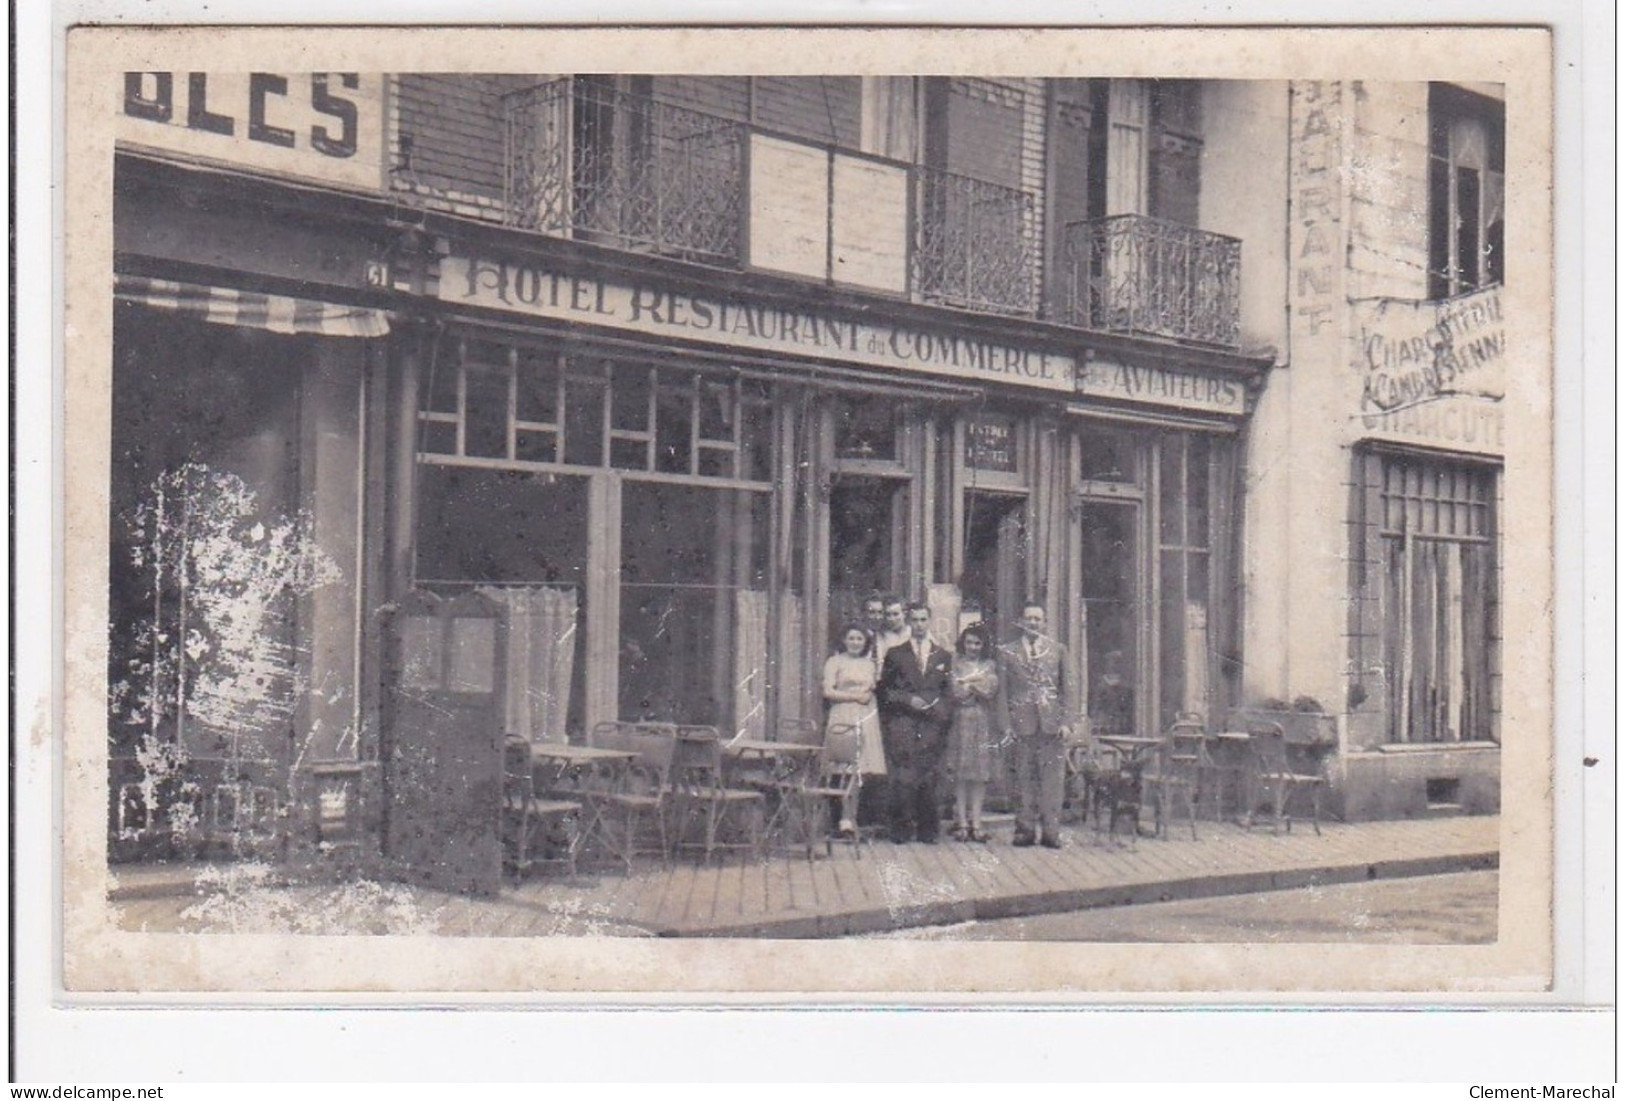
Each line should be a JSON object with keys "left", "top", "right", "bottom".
{"left": 1076, "top": 357, "right": 1247, "bottom": 415}
{"left": 440, "top": 253, "right": 1078, "bottom": 392}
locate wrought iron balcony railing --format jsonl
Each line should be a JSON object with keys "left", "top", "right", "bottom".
{"left": 914, "top": 166, "right": 1038, "bottom": 317}
{"left": 504, "top": 78, "right": 747, "bottom": 266}
{"left": 1063, "top": 214, "right": 1242, "bottom": 347}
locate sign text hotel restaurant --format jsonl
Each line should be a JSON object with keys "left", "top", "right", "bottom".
{"left": 444, "top": 254, "right": 1246, "bottom": 415}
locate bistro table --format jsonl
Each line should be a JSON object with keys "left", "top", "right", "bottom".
{"left": 1094, "top": 734, "right": 1164, "bottom": 767}
{"left": 530, "top": 742, "right": 637, "bottom": 866}
{"left": 723, "top": 738, "right": 821, "bottom": 785}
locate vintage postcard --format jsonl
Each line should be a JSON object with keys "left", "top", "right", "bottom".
{"left": 57, "top": 24, "right": 1555, "bottom": 997}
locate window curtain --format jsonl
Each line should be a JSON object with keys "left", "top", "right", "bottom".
{"left": 776, "top": 591, "right": 806, "bottom": 727}
{"left": 477, "top": 586, "right": 578, "bottom": 744}
{"left": 733, "top": 588, "right": 770, "bottom": 740}
{"left": 1183, "top": 602, "right": 1210, "bottom": 717}
{"left": 861, "top": 76, "right": 918, "bottom": 162}
{"left": 1207, "top": 435, "right": 1244, "bottom": 723}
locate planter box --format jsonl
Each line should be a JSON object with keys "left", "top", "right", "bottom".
{"left": 1226, "top": 708, "right": 1338, "bottom": 747}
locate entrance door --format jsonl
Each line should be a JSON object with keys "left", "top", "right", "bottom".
{"left": 384, "top": 590, "right": 506, "bottom": 897}
{"left": 1078, "top": 501, "right": 1142, "bottom": 740}
{"left": 959, "top": 490, "right": 1028, "bottom": 642}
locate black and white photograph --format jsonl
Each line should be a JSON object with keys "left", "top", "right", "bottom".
{"left": 54, "top": 24, "right": 1564, "bottom": 1000}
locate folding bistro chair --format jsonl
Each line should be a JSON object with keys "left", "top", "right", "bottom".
{"left": 669, "top": 725, "right": 766, "bottom": 865}
{"left": 1246, "top": 721, "right": 1325, "bottom": 835}
{"left": 500, "top": 737, "right": 583, "bottom": 880}
{"left": 770, "top": 722, "right": 865, "bottom": 860}
{"left": 1141, "top": 713, "right": 1207, "bottom": 840}
{"left": 587, "top": 722, "right": 676, "bottom": 872}
{"left": 1063, "top": 739, "right": 1113, "bottom": 825}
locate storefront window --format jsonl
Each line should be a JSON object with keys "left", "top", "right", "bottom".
{"left": 1155, "top": 433, "right": 1213, "bottom": 729}
{"left": 420, "top": 334, "right": 770, "bottom": 485}
{"left": 109, "top": 308, "right": 314, "bottom": 858}
{"left": 1079, "top": 501, "right": 1139, "bottom": 738}
{"left": 1376, "top": 455, "right": 1498, "bottom": 743}
{"left": 619, "top": 482, "right": 770, "bottom": 730}
{"left": 413, "top": 465, "right": 589, "bottom": 744}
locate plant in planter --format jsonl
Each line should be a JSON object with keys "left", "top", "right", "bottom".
{"left": 1228, "top": 695, "right": 1338, "bottom": 745}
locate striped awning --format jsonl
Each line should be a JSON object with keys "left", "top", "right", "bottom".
{"left": 115, "top": 274, "right": 391, "bottom": 339}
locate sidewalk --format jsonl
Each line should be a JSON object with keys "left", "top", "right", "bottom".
{"left": 109, "top": 814, "right": 1499, "bottom": 939}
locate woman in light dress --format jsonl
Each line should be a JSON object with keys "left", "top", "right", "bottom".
{"left": 821, "top": 623, "right": 887, "bottom": 838}
{"left": 948, "top": 622, "right": 1001, "bottom": 842}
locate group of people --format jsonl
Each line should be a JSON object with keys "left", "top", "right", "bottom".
{"left": 821, "top": 594, "right": 1074, "bottom": 850}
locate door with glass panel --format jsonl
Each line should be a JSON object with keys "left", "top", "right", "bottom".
{"left": 1078, "top": 501, "right": 1143, "bottom": 741}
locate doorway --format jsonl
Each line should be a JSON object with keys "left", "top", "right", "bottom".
{"left": 959, "top": 490, "right": 1028, "bottom": 643}
{"left": 827, "top": 475, "right": 909, "bottom": 642}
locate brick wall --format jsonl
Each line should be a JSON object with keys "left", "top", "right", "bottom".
{"left": 1017, "top": 79, "right": 1047, "bottom": 309}
{"left": 943, "top": 78, "right": 1025, "bottom": 187}
{"left": 393, "top": 74, "right": 542, "bottom": 221}
{"left": 751, "top": 76, "right": 860, "bottom": 145}
{"left": 652, "top": 75, "right": 750, "bottom": 121}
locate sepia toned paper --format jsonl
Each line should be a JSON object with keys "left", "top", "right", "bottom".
{"left": 58, "top": 23, "right": 1556, "bottom": 999}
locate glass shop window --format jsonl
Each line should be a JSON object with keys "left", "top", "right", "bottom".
{"left": 418, "top": 333, "right": 770, "bottom": 485}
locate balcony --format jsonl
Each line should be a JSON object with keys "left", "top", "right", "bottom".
{"left": 501, "top": 79, "right": 1039, "bottom": 317}
{"left": 1063, "top": 214, "right": 1242, "bottom": 348}
{"left": 914, "top": 166, "right": 1038, "bottom": 317}
{"left": 503, "top": 79, "right": 747, "bottom": 266}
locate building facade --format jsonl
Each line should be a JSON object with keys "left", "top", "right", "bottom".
{"left": 1243, "top": 80, "right": 1505, "bottom": 819}
{"left": 104, "top": 72, "right": 1501, "bottom": 872}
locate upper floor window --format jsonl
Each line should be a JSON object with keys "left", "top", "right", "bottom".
{"left": 1428, "top": 84, "right": 1505, "bottom": 300}
{"left": 1102, "top": 79, "right": 1150, "bottom": 216}
{"left": 1050, "top": 78, "right": 1202, "bottom": 229}
{"left": 859, "top": 76, "right": 919, "bottom": 161}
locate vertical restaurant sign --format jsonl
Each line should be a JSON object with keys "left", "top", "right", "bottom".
{"left": 1289, "top": 81, "right": 1343, "bottom": 344}
{"left": 117, "top": 72, "right": 385, "bottom": 192}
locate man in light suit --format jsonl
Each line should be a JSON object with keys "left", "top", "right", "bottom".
{"left": 878, "top": 601, "right": 954, "bottom": 844}
{"left": 997, "top": 601, "right": 1075, "bottom": 849}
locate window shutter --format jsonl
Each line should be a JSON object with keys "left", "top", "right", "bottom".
{"left": 1148, "top": 80, "right": 1202, "bottom": 226}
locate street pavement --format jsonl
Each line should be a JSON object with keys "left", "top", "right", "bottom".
{"left": 867, "top": 869, "right": 1498, "bottom": 943}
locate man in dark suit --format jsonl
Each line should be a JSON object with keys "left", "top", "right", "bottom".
{"left": 878, "top": 601, "right": 954, "bottom": 843}
{"left": 997, "top": 601, "right": 1075, "bottom": 849}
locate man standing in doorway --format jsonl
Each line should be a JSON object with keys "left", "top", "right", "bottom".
{"left": 872, "top": 595, "right": 910, "bottom": 678}
{"left": 879, "top": 601, "right": 954, "bottom": 844}
{"left": 998, "top": 600, "right": 1074, "bottom": 849}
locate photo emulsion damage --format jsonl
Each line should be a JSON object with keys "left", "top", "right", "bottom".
{"left": 66, "top": 32, "right": 1553, "bottom": 994}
